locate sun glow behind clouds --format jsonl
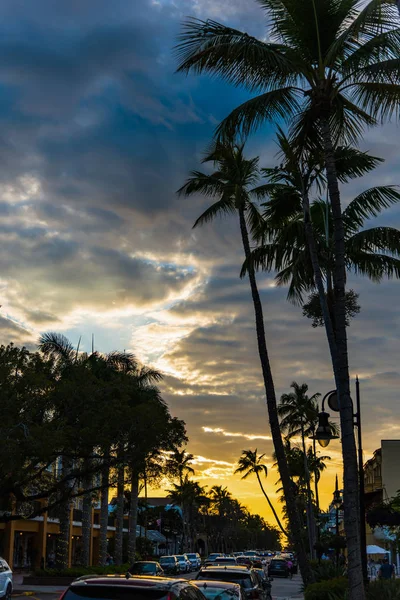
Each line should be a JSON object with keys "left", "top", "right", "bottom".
{"left": 203, "top": 426, "right": 272, "bottom": 441}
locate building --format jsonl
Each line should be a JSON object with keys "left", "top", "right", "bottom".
{"left": 0, "top": 497, "right": 167, "bottom": 570}
{"left": 363, "top": 439, "right": 400, "bottom": 560}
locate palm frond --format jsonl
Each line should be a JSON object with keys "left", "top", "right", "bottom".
{"left": 193, "top": 197, "right": 237, "bottom": 229}
{"left": 334, "top": 146, "right": 383, "bottom": 182}
{"left": 177, "top": 171, "right": 226, "bottom": 198}
{"left": 343, "top": 186, "right": 400, "bottom": 231}
{"left": 349, "top": 82, "right": 400, "bottom": 122}
{"left": 349, "top": 250, "right": 400, "bottom": 281}
{"left": 216, "top": 87, "right": 303, "bottom": 139}
{"left": 38, "top": 332, "right": 76, "bottom": 363}
{"left": 175, "top": 18, "right": 296, "bottom": 91}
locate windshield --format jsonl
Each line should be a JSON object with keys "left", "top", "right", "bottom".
{"left": 197, "top": 588, "right": 240, "bottom": 600}
{"left": 63, "top": 587, "right": 170, "bottom": 600}
{"left": 197, "top": 573, "right": 252, "bottom": 589}
{"left": 187, "top": 555, "right": 197, "bottom": 559}
{"left": 130, "top": 564, "right": 157, "bottom": 574}
{"left": 176, "top": 556, "right": 185, "bottom": 561}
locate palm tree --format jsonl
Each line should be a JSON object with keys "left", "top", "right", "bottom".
{"left": 168, "top": 477, "right": 209, "bottom": 552}
{"left": 278, "top": 382, "right": 322, "bottom": 555}
{"left": 38, "top": 333, "right": 137, "bottom": 567}
{"left": 167, "top": 449, "right": 195, "bottom": 486}
{"left": 245, "top": 135, "right": 400, "bottom": 329}
{"left": 234, "top": 449, "right": 286, "bottom": 536}
{"left": 176, "top": 4, "right": 400, "bottom": 595}
{"left": 178, "top": 139, "right": 312, "bottom": 581}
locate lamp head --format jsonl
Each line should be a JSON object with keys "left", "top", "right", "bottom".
{"left": 310, "top": 411, "right": 339, "bottom": 448}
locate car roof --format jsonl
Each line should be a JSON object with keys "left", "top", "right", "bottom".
{"left": 194, "top": 581, "right": 241, "bottom": 589}
{"left": 200, "top": 566, "right": 251, "bottom": 573}
{"left": 71, "top": 576, "right": 188, "bottom": 588}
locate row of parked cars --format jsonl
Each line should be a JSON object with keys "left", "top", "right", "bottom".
{"left": 59, "top": 554, "right": 274, "bottom": 600}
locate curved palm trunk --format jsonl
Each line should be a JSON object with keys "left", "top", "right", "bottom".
{"left": 238, "top": 207, "right": 313, "bottom": 584}
{"left": 321, "top": 118, "right": 365, "bottom": 600}
{"left": 99, "top": 455, "right": 110, "bottom": 566}
{"left": 302, "top": 189, "right": 337, "bottom": 357}
{"left": 114, "top": 450, "right": 125, "bottom": 566}
{"left": 255, "top": 472, "right": 287, "bottom": 535}
{"left": 128, "top": 467, "right": 139, "bottom": 563}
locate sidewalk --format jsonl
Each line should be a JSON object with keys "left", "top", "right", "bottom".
{"left": 13, "top": 574, "right": 67, "bottom": 596}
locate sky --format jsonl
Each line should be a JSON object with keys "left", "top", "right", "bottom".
{"left": 1, "top": 0, "right": 400, "bottom": 526}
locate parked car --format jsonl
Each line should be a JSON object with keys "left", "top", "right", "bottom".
{"left": 268, "top": 559, "right": 290, "bottom": 578}
{"left": 195, "top": 566, "right": 267, "bottom": 600}
{"left": 60, "top": 576, "right": 208, "bottom": 600}
{"left": 205, "top": 553, "right": 225, "bottom": 565}
{"left": 175, "top": 555, "right": 191, "bottom": 573}
{"left": 212, "top": 557, "right": 238, "bottom": 566}
{"left": 159, "top": 556, "right": 180, "bottom": 575}
{"left": 193, "top": 581, "right": 245, "bottom": 600}
{"left": 253, "top": 568, "right": 272, "bottom": 600}
{"left": 0, "top": 559, "right": 12, "bottom": 600}
{"left": 128, "top": 562, "right": 164, "bottom": 576}
{"left": 235, "top": 556, "right": 253, "bottom": 567}
{"left": 186, "top": 553, "right": 202, "bottom": 570}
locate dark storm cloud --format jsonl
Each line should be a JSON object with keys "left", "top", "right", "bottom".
{"left": 0, "top": 0, "right": 398, "bottom": 487}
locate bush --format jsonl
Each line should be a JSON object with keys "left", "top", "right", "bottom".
{"left": 304, "top": 577, "right": 348, "bottom": 600}
{"left": 367, "top": 580, "right": 400, "bottom": 600}
{"left": 309, "top": 560, "right": 347, "bottom": 582}
{"left": 33, "top": 564, "right": 131, "bottom": 578}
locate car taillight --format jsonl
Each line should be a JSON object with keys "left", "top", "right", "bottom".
{"left": 58, "top": 591, "right": 67, "bottom": 600}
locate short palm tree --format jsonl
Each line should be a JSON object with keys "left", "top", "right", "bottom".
{"left": 176, "top": 4, "right": 400, "bottom": 594}
{"left": 234, "top": 449, "right": 286, "bottom": 535}
{"left": 167, "top": 448, "right": 195, "bottom": 486}
{"left": 178, "top": 139, "right": 311, "bottom": 580}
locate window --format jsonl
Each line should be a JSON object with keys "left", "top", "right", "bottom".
{"left": 64, "top": 587, "right": 170, "bottom": 600}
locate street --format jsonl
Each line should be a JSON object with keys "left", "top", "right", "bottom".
{"left": 12, "top": 573, "right": 304, "bottom": 600}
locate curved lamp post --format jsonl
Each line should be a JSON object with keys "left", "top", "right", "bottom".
{"left": 309, "top": 378, "right": 367, "bottom": 583}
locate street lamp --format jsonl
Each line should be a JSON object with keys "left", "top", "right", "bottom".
{"left": 311, "top": 390, "right": 340, "bottom": 448}
{"left": 309, "top": 378, "right": 368, "bottom": 584}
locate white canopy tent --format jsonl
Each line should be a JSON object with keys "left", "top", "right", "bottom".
{"left": 366, "top": 544, "right": 389, "bottom": 555}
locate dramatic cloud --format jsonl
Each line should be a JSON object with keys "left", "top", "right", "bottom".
{"left": 0, "top": 0, "right": 399, "bottom": 521}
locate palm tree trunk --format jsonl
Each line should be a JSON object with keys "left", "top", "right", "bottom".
{"left": 82, "top": 465, "right": 92, "bottom": 567}
{"left": 300, "top": 422, "right": 316, "bottom": 559}
{"left": 321, "top": 118, "right": 365, "bottom": 600}
{"left": 114, "top": 452, "right": 125, "bottom": 566}
{"left": 128, "top": 467, "right": 139, "bottom": 563}
{"left": 255, "top": 472, "right": 287, "bottom": 535}
{"left": 99, "top": 455, "right": 110, "bottom": 566}
{"left": 238, "top": 207, "right": 313, "bottom": 584}
{"left": 302, "top": 189, "right": 338, "bottom": 356}
{"left": 57, "top": 456, "right": 72, "bottom": 569}
{"left": 312, "top": 437, "right": 320, "bottom": 513}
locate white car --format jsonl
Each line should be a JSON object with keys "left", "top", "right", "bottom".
{"left": 186, "top": 553, "right": 201, "bottom": 570}
{"left": 0, "top": 559, "right": 12, "bottom": 600}
{"left": 175, "top": 554, "right": 190, "bottom": 573}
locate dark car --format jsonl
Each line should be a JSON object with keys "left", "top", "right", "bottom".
{"left": 60, "top": 576, "right": 208, "bottom": 600}
{"left": 193, "top": 581, "right": 245, "bottom": 600}
{"left": 158, "top": 556, "right": 180, "bottom": 575}
{"left": 128, "top": 562, "right": 164, "bottom": 576}
{"left": 195, "top": 566, "right": 266, "bottom": 600}
{"left": 268, "top": 559, "right": 289, "bottom": 578}
{"left": 253, "top": 570, "right": 272, "bottom": 600}
{"left": 212, "top": 558, "right": 238, "bottom": 566}
{"left": 235, "top": 557, "right": 252, "bottom": 568}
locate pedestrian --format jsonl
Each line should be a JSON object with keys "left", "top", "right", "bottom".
{"left": 378, "top": 558, "right": 395, "bottom": 580}
{"left": 286, "top": 559, "right": 293, "bottom": 579}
